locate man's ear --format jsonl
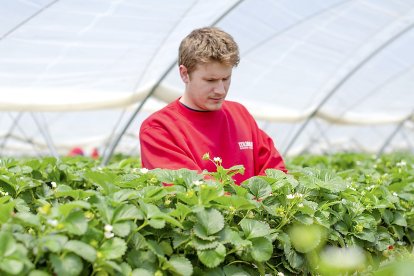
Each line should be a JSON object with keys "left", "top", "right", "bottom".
{"left": 179, "top": 65, "right": 189, "bottom": 83}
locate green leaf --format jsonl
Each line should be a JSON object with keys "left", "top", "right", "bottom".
{"left": 244, "top": 177, "right": 272, "bottom": 200}
{"left": 113, "top": 204, "right": 142, "bottom": 223}
{"left": 0, "top": 259, "right": 24, "bottom": 275}
{"left": 192, "top": 237, "right": 219, "bottom": 250}
{"left": 14, "top": 212, "right": 40, "bottom": 228}
{"left": 146, "top": 240, "right": 166, "bottom": 260}
{"left": 392, "top": 211, "right": 407, "bottom": 227}
{"left": 240, "top": 219, "right": 270, "bottom": 239}
{"left": 276, "top": 232, "right": 304, "bottom": 269}
{"left": 223, "top": 265, "right": 253, "bottom": 276}
{"left": 64, "top": 240, "right": 97, "bottom": 262}
{"left": 28, "top": 270, "right": 50, "bottom": 276}
{"left": 355, "top": 229, "right": 376, "bottom": 242}
{"left": 0, "top": 201, "right": 15, "bottom": 224}
{"left": 195, "top": 208, "right": 224, "bottom": 236}
{"left": 0, "top": 232, "right": 16, "bottom": 257}
{"left": 50, "top": 253, "right": 83, "bottom": 276}
{"left": 197, "top": 243, "right": 226, "bottom": 268}
{"left": 250, "top": 237, "right": 273, "bottom": 262}
{"left": 289, "top": 224, "right": 324, "bottom": 253}
{"left": 131, "top": 268, "right": 154, "bottom": 276}
{"left": 85, "top": 171, "right": 119, "bottom": 195}
{"left": 168, "top": 255, "right": 193, "bottom": 276}
{"left": 149, "top": 218, "right": 166, "bottom": 229}
{"left": 169, "top": 202, "right": 192, "bottom": 221}
{"left": 213, "top": 195, "right": 257, "bottom": 211}
{"left": 58, "top": 200, "right": 91, "bottom": 217}
{"left": 199, "top": 184, "right": 222, "bottom": 205}
{"left": 113, "top": 222, "right": 131, "bottom": 237}
{"left": 39, "top": 235, "right": 68, "bottom": 253}
{"left": 100, "top": 237, "right": 127, "bottom": 260}
{"left": 63, "top": 210, "right": 88, "bottom": 235}
{"left": 112, "top": 189, "right": 141, "bottom": 202}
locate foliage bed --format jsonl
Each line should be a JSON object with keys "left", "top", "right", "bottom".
{"left": 0, "top": 152, "right": 413, "bottom": 275}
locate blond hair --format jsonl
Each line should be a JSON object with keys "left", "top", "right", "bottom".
{"left": 178, "top": 27, "right": 240, "bottom": 74}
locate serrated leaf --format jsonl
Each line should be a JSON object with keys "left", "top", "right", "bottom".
{"left": 131, "top": 268, "right": 154, "bottom": 276}
{"left": 355, "top": 229, "right": 376, "bottom": 242}
{"left": 169, "top": 202, "right": 192, "bottom": 221}
{"left": 0, "top": 231, "right": 16, "bottom": 257}
{"left": 195, "top": 208, "right": 224, "bottom": 236}
{"left": 392, "top": 212, "right": 407, "bottom": 227}
{"left": 0, "top": 258, "right": 24, "bottom": 275}
{"left": 85, "top": 171, "right": 119, "bottom": 195}
{"left": 28, "top": 270, "right": 50, "bottom": 276}
{"left": 39, "top": 235, "right": 68, "bottom": 253}
{"left": 244, "top": 177, "right": 272, "bottom": 200}
{"left": 223, "top": 265, "right": 252, "bottom": 276}
{"left": 113, "top": 204, "right": 142, "bottom": 223}
{"left": 193, "top": 224, "right": 218, "bottom": 241}
{"left": 50, "top": 253, "right": 83, "bottom": 276}
{"left": 146, "top": 240, "right": 166, "bottom": 260}
{"left": 14, "top": 212, "right": 40, "bottom": 228}
{"left": 250, "top": 237, "right": 273, "bottom": 262}
{"left": 113, "top": 222, "right": 131, "bottom": 237}
{"left": 0, "top": 201, "right": 15, "bottom": 224}
{"left": 199, "top": 185, "right": 222, "bottom": 205}
{"left": 213, "top": 195, "right": 257, "bottom": 211}
{"left": 64, "top": 240, "right": 96, "bottom": 262}
{"left": 58, "top": 200, "right": 90, "bottom": 217}
{"left": 197, "top": 243, "right": 226, "bottom": 268}
{"left": 149, "top": 218, "right": 166, "bottom": 229}
{"left": 192, "top": 236, "right": 219, "bottom": 250}
{"left": 240, "top": 219, "right": 270, "bottom": 239}
{"left": 99, "top": 237, "right": 127, "bottom": 260}
{"left": 168, "top": 255, "right": 193, "bottom": 276}
{"left": 112, "top": 189, "right": 140, "bottom": 202}
{"left": 63, "top": 210, "right": 87, "bottom": 235}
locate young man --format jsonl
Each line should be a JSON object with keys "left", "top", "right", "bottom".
{"left": 139, "top": 27, "right": 286, "bottom": 184}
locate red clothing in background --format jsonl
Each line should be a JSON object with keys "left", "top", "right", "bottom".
{"left": 139, "top": 98, "right": 286, "bottom": 184}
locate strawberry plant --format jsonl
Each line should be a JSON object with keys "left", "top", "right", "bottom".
{"left": 0, "top": 153, "right": 413, "bottom": 275}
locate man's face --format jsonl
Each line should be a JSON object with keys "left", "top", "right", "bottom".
{"left": 179, "top": 61, "right": 232, "bottom": 111}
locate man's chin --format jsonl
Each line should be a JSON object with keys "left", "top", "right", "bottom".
{"left": 206, "top": 103, "right": 223, "bottom": 111}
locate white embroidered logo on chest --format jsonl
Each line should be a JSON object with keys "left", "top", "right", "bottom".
{"left": 238, "top": 141, "right": 253, "bottom": 150}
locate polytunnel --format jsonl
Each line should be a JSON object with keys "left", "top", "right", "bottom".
{"left": 1, "top": 0, "right": 414, "bottom": 162}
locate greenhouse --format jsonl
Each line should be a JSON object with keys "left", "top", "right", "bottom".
{"left": 0, "top": 0, "right": 413, "bottom": 275}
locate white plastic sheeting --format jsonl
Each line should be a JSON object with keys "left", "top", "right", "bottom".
{"left": 1, "top": 0, "right": 413, "bottom": 158}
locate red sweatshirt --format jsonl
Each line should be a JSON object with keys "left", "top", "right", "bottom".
{"left": 139, "top": 98, "right": 286, "bottom": 184}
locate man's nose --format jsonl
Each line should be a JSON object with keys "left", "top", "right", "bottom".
{"left": 214, "top": 80, "right": 226, "bottom": 94}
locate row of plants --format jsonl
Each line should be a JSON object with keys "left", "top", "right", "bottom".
{"left": 0, "top": 152, "right": 413, "bottom": 275}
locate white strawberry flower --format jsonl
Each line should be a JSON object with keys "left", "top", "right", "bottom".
{"left": 104, "top": 231, "right": 115, "bottom": 239}
{"left": 140, "top": 168, "right": 149, "bottom": 174}
{"left": 104, "top": 224, "right": 113, "bottom": 232}
{"left": 47, "top": 219, "right": 58, "bottom": 227}
{"left": 193, "top": 180, "right": 203, "bottom": 186}
{"left": 51, "top": 181, "right": 57, "bottom": 188}
{"left": 286, "top": 194, "right": 295, "bottom": 199}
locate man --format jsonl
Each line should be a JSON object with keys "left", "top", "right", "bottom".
{"left": 139, "top": 27, "right": 286, "bottom": 184}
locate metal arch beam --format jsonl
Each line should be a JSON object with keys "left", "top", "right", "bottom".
{"left": 283, "top": 8, "right": 414, "bottom": 156}
{"left": 101, "top": 0, "right": 245, "bottom": 166}
{"left": 242, "top": 0, "right": 349, "bottom": 56}
{"left": 378, "top": 111, "right": 414, "bottom": 155}
{"left": 0, "top": 0, "right": 59, "bottom": 41}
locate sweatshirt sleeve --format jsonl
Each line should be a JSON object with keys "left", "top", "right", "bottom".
{"left": 139, "top": 125, "right": 202, "bottom": 172}
{"left": 255, "top": 128, "right": 288, "bottom": 175}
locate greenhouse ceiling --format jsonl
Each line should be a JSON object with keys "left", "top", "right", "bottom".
{"left": 1, "top": 0, "right": 414, "bottom": 160}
